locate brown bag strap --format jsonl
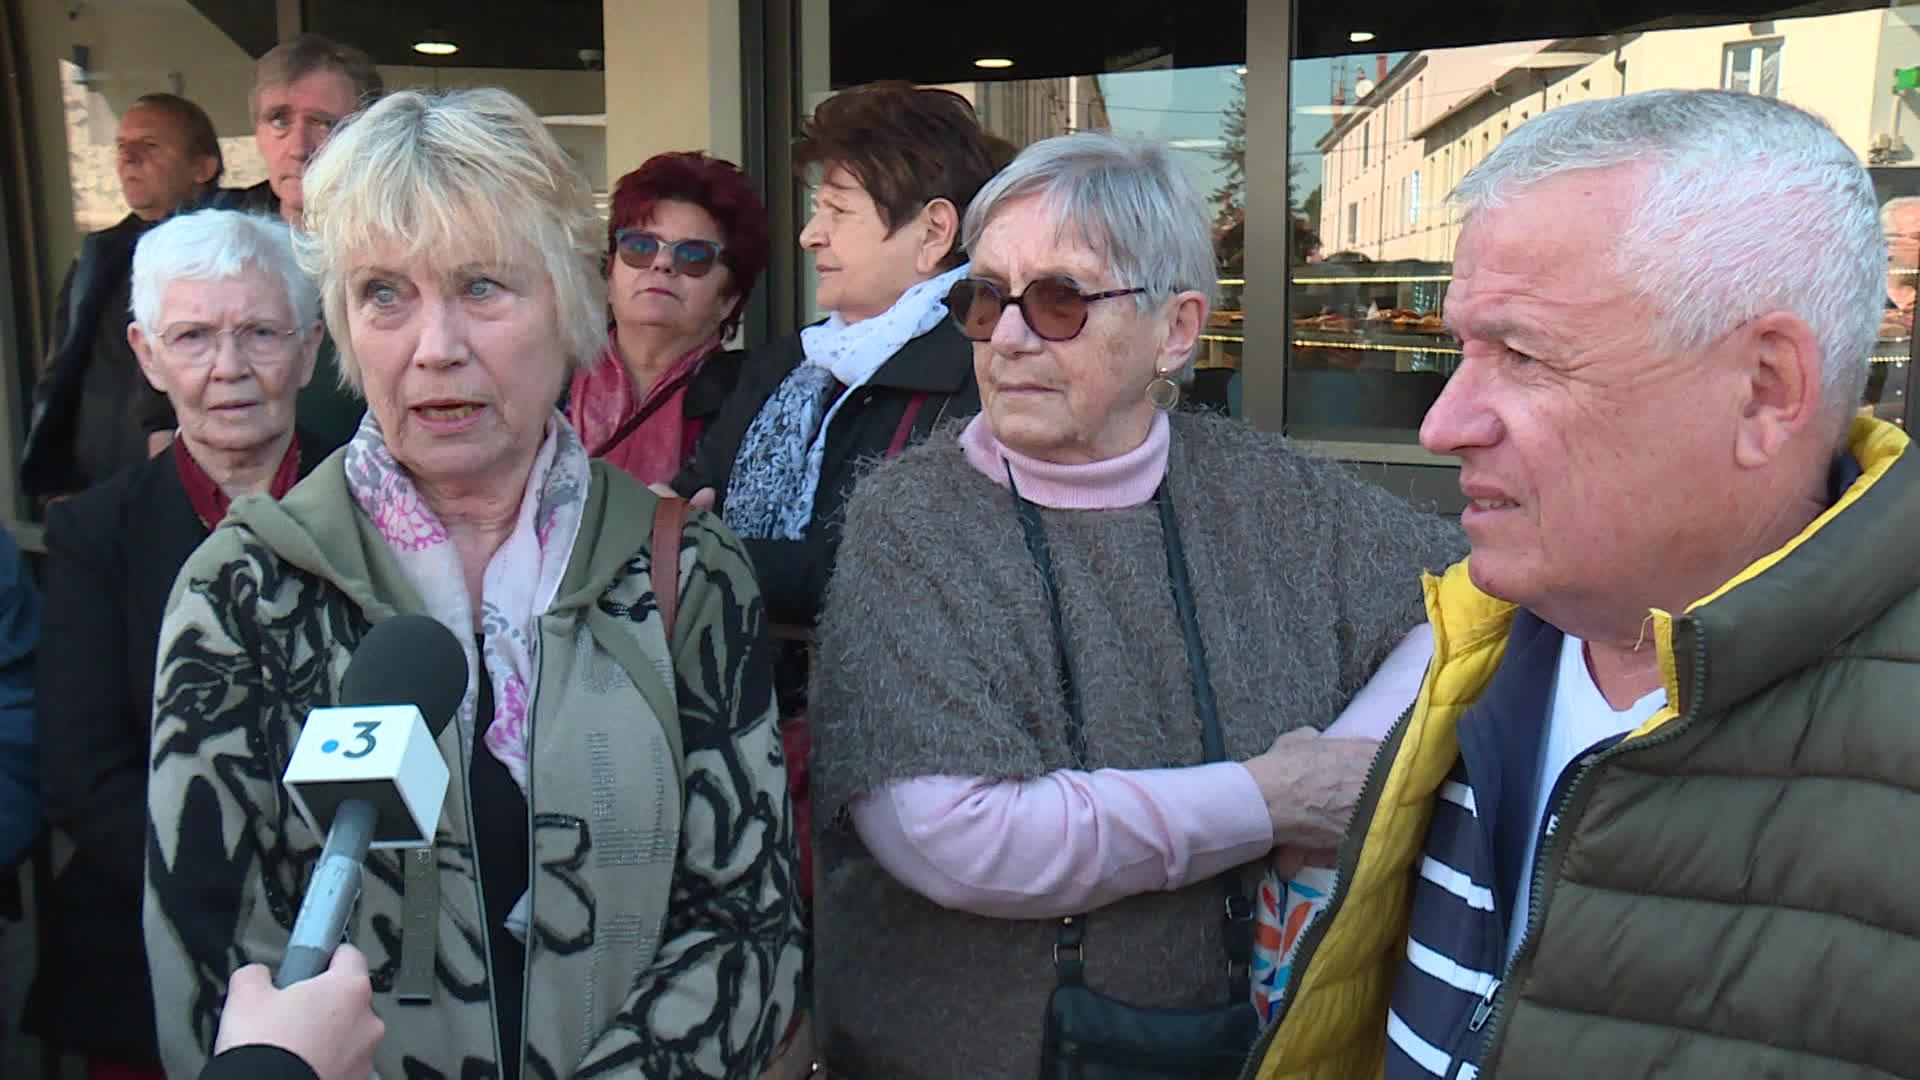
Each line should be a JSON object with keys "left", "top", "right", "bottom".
{"left": 650, "top": 495, "right": 693, "bottom": 641}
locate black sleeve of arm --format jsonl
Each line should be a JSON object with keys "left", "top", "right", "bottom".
{"left": 741, "top": 536, "right": 830, "bottom": 627}
{"left": 36, "top": 266, "right": 77, "bottom": 398}
{"left": 134, "top": 382, "right": 177, "bottom": 434}
{"left": 197, "top": 1045, "right": 319, "bottom": 1080}
{"left": 671, "top": 338, "right": 793, "bottom": 498}
{"left": 37, "top": 497, "right": 146, "bottom": 894}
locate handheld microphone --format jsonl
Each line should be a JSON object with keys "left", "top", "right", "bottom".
{"left": 275, "top": 614, "right": 467, "bottom": 988}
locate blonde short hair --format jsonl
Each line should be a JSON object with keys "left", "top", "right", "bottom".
{"left": 295, "top": 87, "right": 605, "bottom": 393}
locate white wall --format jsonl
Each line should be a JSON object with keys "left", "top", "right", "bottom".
{"left": 603, "top": 0, "right": 742, "bottom": 181}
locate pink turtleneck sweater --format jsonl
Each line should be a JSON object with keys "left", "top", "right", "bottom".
{"left": 848, "top": 413, "right": 1434, "bottom": 919}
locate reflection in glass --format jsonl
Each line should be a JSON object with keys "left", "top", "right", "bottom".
{"left": 1289, "top": 2, "right": 1920, "bottom": 444}
{"left": 792, "top": 64, "right": 1252, "bottom": 413}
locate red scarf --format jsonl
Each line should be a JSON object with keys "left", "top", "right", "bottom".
{"left": 567, "top": 330, "right": 721, "bottom": 486}
{"left": 175, "top": 435, "right": 303, "bottom": 531}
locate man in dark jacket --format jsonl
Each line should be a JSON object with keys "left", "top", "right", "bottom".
{"left": 1249, "top": 90, "right": 1920, "bottom": 1080}
{"left": 19, "top": 93, "right": 220, "bottom": 499}
{"left": 219, "top": 34, "right": 382, "bottom": 448}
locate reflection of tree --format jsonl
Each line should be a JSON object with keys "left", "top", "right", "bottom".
{"left": 1211, "top": 69, "right": 1249, "bottom": 274}
{"left": 1211, "top": 68, "right": 1310, "bottom": 272}
{"left": 1300, "top": 185, "right": 1322, "bottom": 260}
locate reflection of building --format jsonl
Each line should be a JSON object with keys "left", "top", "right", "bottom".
{"left": 1315, "top": 42, "right": 1544, "bottom": 259}
{"left": 975, "top": 76, "right": 1110, "bottom": 151}
{"left": 1320, "top": 7, "right": 1920, "bottom": 261}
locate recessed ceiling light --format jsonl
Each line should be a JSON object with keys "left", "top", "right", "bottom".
{"left": 413, "top": 35, "right": 459, "bottom": 56}
{"left": 1235, "top": 65, "right": 1248, "bottom": 75}
{"left": 1349, "top": 30, "right": 1377, "bottom": 43}
{"left": 974, "top": 57, "right": 1014, "bottom": 70}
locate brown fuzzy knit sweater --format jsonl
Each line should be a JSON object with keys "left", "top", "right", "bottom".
{"left": 810, "top": 412, "right": 1464, "bottom": 1078}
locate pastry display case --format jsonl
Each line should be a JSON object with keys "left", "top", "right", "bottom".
{"left": 1285, "top": 259, "right": 1457, "bottom": 443}
{"left": 1284, "top": 250, "right": 1916, "bottom": 441}
{"left": 1870, "top": 173, "right": 1920, "bottom": 428}
{"left": 1867, "top": 311, "right": 1912, "bottom": 428}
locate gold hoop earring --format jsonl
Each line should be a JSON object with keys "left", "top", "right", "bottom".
{"left": 1146, "top": 367, "right": 1180, "bottom": 411}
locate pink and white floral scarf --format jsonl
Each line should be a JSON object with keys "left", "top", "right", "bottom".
{"left": 342, "top": 410, "right": 590, "bottom": 795}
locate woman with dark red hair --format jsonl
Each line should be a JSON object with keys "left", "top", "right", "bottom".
{"left": 568, "top": 151, "right": 770, "bottom": 484}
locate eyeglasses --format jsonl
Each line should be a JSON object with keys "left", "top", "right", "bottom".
{"left": 157, "top": 322, "right": 302, "bottom": 364}
{"left": 614, "top": 229, "right": 727, "bottom": 277}
{"left": 945, "top": 276, "right": 1146, "bottom": 342}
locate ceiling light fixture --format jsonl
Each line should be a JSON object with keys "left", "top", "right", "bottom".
{"left": 413, "top": 31, "right": 459, "bottom": 56}
{"left": 1348, "top": 30, "right": 1377, "bottom": 43}
{"left": 974, "top": 57, "right": 1014, "bottom": 70}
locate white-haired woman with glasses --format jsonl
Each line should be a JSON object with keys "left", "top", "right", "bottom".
{"left": 29, "top": 208, "right": 335, "bottom": 1077}
{"left": 143, "top": 89, "right": 802, "bottom": 1080}
{"left": 810, "top": 132, "right": 1464, "bottom": 1077}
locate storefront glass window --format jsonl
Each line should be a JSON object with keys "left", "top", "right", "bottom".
{"left": 1287, "top": 1, "right": 1920, "bottom": 446}
{"left": 27, "top": 0, "right": 606, "bottom": 265}
{"left": 798, "top": 0, "right": 1250, "bottom": 414}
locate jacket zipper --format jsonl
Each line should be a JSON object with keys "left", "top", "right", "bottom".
{"left": 1470, "top": 620, "right": 1708, "bottom": 1076}
{"left": 1234, "top": 701, "right": 1416, "bottom": 1080}
{"left": 460, "top": 669, "right": 505, "bottom": 1076}
{"left": 516, "top": 628, "right": 542, "bottom": 1080}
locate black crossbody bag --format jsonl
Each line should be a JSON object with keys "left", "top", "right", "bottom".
{"left": 1010, "top": 474, "right": 1263, "bottom": 1080}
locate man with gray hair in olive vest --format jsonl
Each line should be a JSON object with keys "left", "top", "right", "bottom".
{"left": 1248, "top": 89, "right": 1920, "bottom": 1080}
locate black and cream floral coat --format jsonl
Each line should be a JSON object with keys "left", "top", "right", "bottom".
{"left": 142, "top": 456, "right": 803, "bottom": 1079}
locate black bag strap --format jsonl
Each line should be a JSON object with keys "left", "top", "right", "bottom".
{"left": 1010, "top": 472, "right": 1253, "bottom": 1000}
{"left": 1010, "top": 467, "right": 1088, "bottom": 768}
{"left": 1156, "top": 484, "right": 1256, "bottom": 1002}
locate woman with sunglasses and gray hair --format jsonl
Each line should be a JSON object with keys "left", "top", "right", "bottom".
{"left": 568, "top": 151, "right": 770, "bottom": 485}
{"left": 810, "top": 132, "right": 1464, "bottom": 1077}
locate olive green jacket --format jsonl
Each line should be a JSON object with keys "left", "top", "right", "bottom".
{"left": 144, "top": 455, "right": 803, "bottom": 1078}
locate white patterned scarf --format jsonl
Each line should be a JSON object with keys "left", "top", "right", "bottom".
{"left": 724, "top": 262, "right": 969, "bottom": 540}
{"left": 341, "top": 410, "right": 590, "bottom": 794}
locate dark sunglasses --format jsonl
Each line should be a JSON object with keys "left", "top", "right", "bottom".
{"left": 614, "top": 229, "right": 727, "bottom": 277}
{"left": 945, "top": 275, "right": 1146, "bottom": 342}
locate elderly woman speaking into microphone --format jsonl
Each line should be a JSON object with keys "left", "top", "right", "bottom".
{"left": 144, "top": 88, "right": 802, "bottom": 1080}
{"left": 810, "top": 132, "right": 1464, "bottom": 1077}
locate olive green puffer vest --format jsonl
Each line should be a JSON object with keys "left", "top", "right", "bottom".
{"left": 1253, "top": 418, "right": 1920, "bottom": 1079}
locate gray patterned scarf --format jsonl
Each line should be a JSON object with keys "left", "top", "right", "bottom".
{"left": 724, "top": 263, "right": 968, "bottom": 540}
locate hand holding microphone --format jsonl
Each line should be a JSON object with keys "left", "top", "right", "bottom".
{"left": 211, "top": 944, "right": 385, "bottom": 1080}
{"left": 276, "top": 615, "right": 467, "bottom": 988}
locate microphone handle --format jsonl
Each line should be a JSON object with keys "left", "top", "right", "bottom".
{"left": 276, "top": 797, "right": 378, "bottom": 988}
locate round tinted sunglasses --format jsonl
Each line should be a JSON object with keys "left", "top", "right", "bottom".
{"left": 615, "top": 228, "right": 727, "bottom": 277}
{"left": 945, "top": 275, "right": 1146, "bottom": 342}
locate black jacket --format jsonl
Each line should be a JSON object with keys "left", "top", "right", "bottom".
{"left": 674, "top": 320, "right": 977, "bottom": 633}
{"left": 23, "top": 434, "right": 336, "bottom": 1065}
{"left": 19, "top": 214, "right": 176, "bottom": 498}
{"left": 208, "top": 183, "right": 366, "bottom": 448}
{"left": 199, "top": 1045, "right": 319, "bottom": 1080}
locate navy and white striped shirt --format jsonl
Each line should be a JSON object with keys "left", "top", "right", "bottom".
{"left": 1384, "top": 612, "right": 1566, "bottom": 1080}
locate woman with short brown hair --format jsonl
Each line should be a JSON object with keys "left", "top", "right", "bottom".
{"left": 675, "top": 78, "right": 998, "bottom": 710}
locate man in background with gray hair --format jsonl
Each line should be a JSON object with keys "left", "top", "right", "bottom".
{"left": 223, "top": 33, "right": 381, "bottom": 449}
{"left": 229, "top": 33, "right": 381, "bottom": 227}
{"left": 1247, "top": 89, "right": 1920, "bottom": 1080}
